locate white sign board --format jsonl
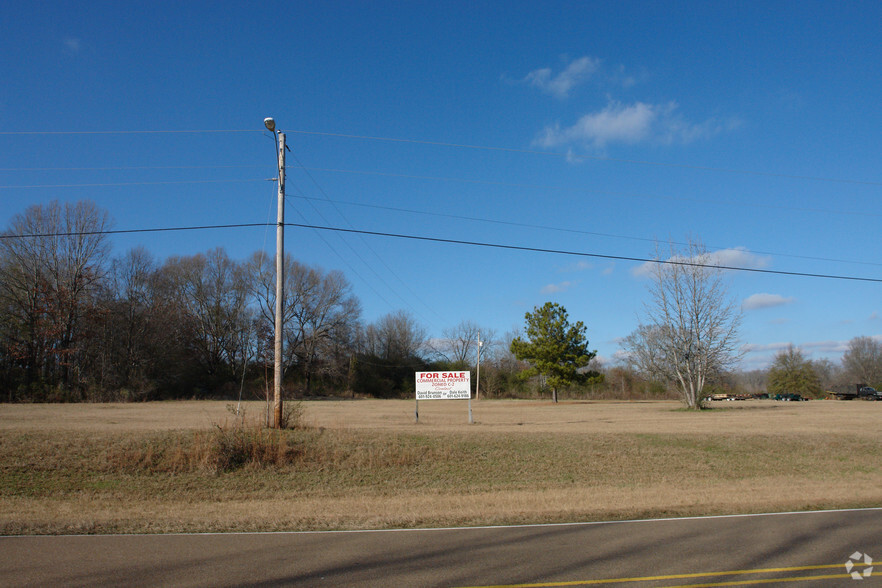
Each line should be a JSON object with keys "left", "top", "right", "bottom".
{"left": 415, "top": 371, "right": 471, "bottom": 400}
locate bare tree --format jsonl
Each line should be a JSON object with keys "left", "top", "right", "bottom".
{"left": 732, "top": 369, "right": 768, "bottom": 395}
{"left": 245, "top": 252, "right": 361, "bottom": 393}
{"left": 624, "top": 241, "right": 742, "bottom": 409}
{"left": 0, "top": 200, "right": 110, "bottom": 391}
{"left": 163, "top": 248, "right": 252, "bottom": 381}
{"left": 492, "top": 328, "right": 526, "bottom": 374}
{"left": 289, "top": 268, "right": 360, "bottom": 393}
{"left": 841, "top": 336, "right": 882, "bottom": 388}
{"left": 431, "top": 320, "right": 495, "bottom": 367}
{"left": 358, "top": 310, "right": 426, "bottom": 362}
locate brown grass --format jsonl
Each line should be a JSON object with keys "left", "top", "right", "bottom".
{"left": 4, "top": 398, "right": 878, "bottom": 436}
{"left": 0, "top": 399, "right": 880, "bottom": 534}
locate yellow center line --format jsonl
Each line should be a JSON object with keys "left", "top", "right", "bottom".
{"left": 455, "top": 563, "right": 868, "bottom": 588}
{"left": 665, "top": 573, "right": 849, "bottom": 587}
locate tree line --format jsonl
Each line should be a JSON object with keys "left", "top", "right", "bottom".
{"left": 0, "top": 200, "right": 584, "bottom": 402}
{"left": 0, "top": 201, "right": 427, "bottom": 401}
{"left": 2, "top": 200, "right": 879, "bottom": 406}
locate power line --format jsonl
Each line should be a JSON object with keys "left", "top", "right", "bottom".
{"left": 0, "top": 129, "right": 260, "bottom": 135}
{"left": 4, "top": 168, "right": 877, "bottom": 266}
{"left": 298, "top": 166, "right": 880, "bottom": 219}
{"left": 3, "top": 221, "right": 881, "bottom": 283}
{"left": 285, "top": 223, "right": 882, "bottom": 284}
{"left": 284, "top": 189, "right": 401, "bottom": 313}
{"left": 286, "top": 130, "right": 882, "bottom": 187}
{"left": 7, "top": 168, "right": 870, "bottom": 267}
{"left": 0, "top": 223, "right": 267, "bottom": 238}
{"left": 0, "top": 179, "right": 267, "bottom": 189}
{"left": 3, "top": 127, "right": 881, "bottom": 186}
{"left": 3, "top": 166, "right": 878, "bottom": 219}
{"left": 288, "top": 193, "right": 882, "bottom": 268}
{"left": 0, "top": 165, "right": 265, "bottom": 172}
{"left": 288, "top": 151, "right": 444, "bottom": 326}
{"left": 2, "top": 169, "right": 877, "bottom": 269}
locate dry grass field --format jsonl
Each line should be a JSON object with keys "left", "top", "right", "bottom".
{"left": 1, "top": 399, "right": 880, "bottom": 535}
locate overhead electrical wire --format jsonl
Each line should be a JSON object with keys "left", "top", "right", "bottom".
{"left": 297, "top": 166, "right": 880, "bottom": 219}
{"left": 0, "top": 165, "right": 882, "bottom": 217}
{"left": 287, "top": 151, "right": 444, "bottom": 326}
{"left": 287, "top": 222, "right": 882, "bottom": 284}
{"left": 3, "top": 222, "right": 881, "bottom": 284}
{"left": 287, "top": 193, "right": 882, "bottom": 269}
{"left": 2, "top": 127, "right": 881, "bottom": 186}
{"left": 3, "top": 127, "right": 880, "bottom": 289}
{"left": 3, "top": 174, "right": 877, "bottom": 267}
{"left": 0, "top": 179, "right": 267, "bottom": 189}
{"left": 284, "top": 130, "right": 882, "bottom": 187}
{"left": 0, "top": 223, "right": 267, "bottom": 237}
{"left": 0, "top": 129, "right": 261, "bottom": 135}
{"left": 0, "top": 165, "right": 265, "bottom": 172}
{"left": 283, "top": 186, "right": 401, "bottom": 313}
{"left": 262, "top": 132, "right": 403, "bottom": 313}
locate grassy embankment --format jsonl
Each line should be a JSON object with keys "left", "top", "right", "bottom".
{"left": 1, "top": 399, "right": 880, "bottom": 534}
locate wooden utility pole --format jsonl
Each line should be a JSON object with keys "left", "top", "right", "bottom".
{"left": 265, "top": 117, "right": 286, "bottom": 429}
{"left": 476, "top": 331, "right": 483, "bottom": 400}
{"left": 273, "top": 131, "right": 286, "bottom": 428}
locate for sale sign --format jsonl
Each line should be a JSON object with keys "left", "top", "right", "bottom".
{"left": 415, "top": 371, "right": 471, "bottom": 400}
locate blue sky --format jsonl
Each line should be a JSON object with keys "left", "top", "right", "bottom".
{"left": 2, "top": 1, "right": 881, "bottom": 369}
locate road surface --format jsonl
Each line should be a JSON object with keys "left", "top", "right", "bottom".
{"left": 2, "top": 509, "right": 879, "bottom": 587}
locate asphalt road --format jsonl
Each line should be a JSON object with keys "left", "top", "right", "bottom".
{"left": 2, "top": 509, "right": 880, "bottom": 587}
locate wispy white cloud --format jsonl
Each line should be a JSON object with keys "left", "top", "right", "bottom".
{"left": 742, "top": 336, "right": 882, "bottom": 368}
{"left": 631, "top": 247, "right": 770, "bottom": 278}
{"left": 565, "top": 149, "right": 584, "bottom": 164}
{"left": 536, "top": 101, "right": 656, "bottom": 148}
{"left": 706, "top": 247, "right": 770, "bottom": 270}
{"left": 541, "top": 281, "right": 573, "bottom": 294}
{"left": 801, "top": 340, "right": 847, "bottom": 354}
{"left": 535, "top": 100, "right": 738, "bottom": 150}
{"left": 63, "top": 37, "right": 82, "bottom": 53}
{"left": 610, "top": 348, "right": 631, "bottom": 364}
{"left": 559, "top": 261, "right": 592, "bottom": 273}
{"left": 742, "top": 339, "right": 849, "bottom": 356}
{"left": 524, "top": 56, "right": 600, "bottom": 99}
{"left": 870, "top": 311, "right": 880, "bottom": 321}
{"left": 742, "top": 293, "right": 795, "bottom": 311}
{"left": 610, "top": 64, "right": 638, "bottom": 89}
{"left": 738, "top": 339, "right": 870, "bottom": 370}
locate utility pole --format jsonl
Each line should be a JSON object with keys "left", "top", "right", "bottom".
{"left": 476, "top": 331, "right": 483, "bottom": 400}
{"left": 265, "top": 117, "right": 285, "bottom": 429}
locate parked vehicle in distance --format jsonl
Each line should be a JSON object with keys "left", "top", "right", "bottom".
{"left": 709, "top": 394, "right": 750, "bottom": 401}
{"left": 832, "top": 385, "right": 882, "bottom": 401}
{"left": 858, "top": 387, "right": 882, "bottom": 400}
{"left": 774, "top": 393, "right": 807, "bottom": 401}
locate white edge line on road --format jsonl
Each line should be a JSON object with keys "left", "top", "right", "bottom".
{"left": 3, "top": 507, "right": 881, "bottom": 539}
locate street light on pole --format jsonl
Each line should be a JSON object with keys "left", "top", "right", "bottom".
{"left": 265, "top": 117, "right": 285, "bottom": 429}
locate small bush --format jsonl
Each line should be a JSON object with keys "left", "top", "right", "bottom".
{"left": 207, "top": 424, "right": 297, "bottom": 472}
{"left": 280, "top": 401, "right": 305, "bottom": 429}
{"left": 109, "top": 421, "right": 307, "bottom": 474}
